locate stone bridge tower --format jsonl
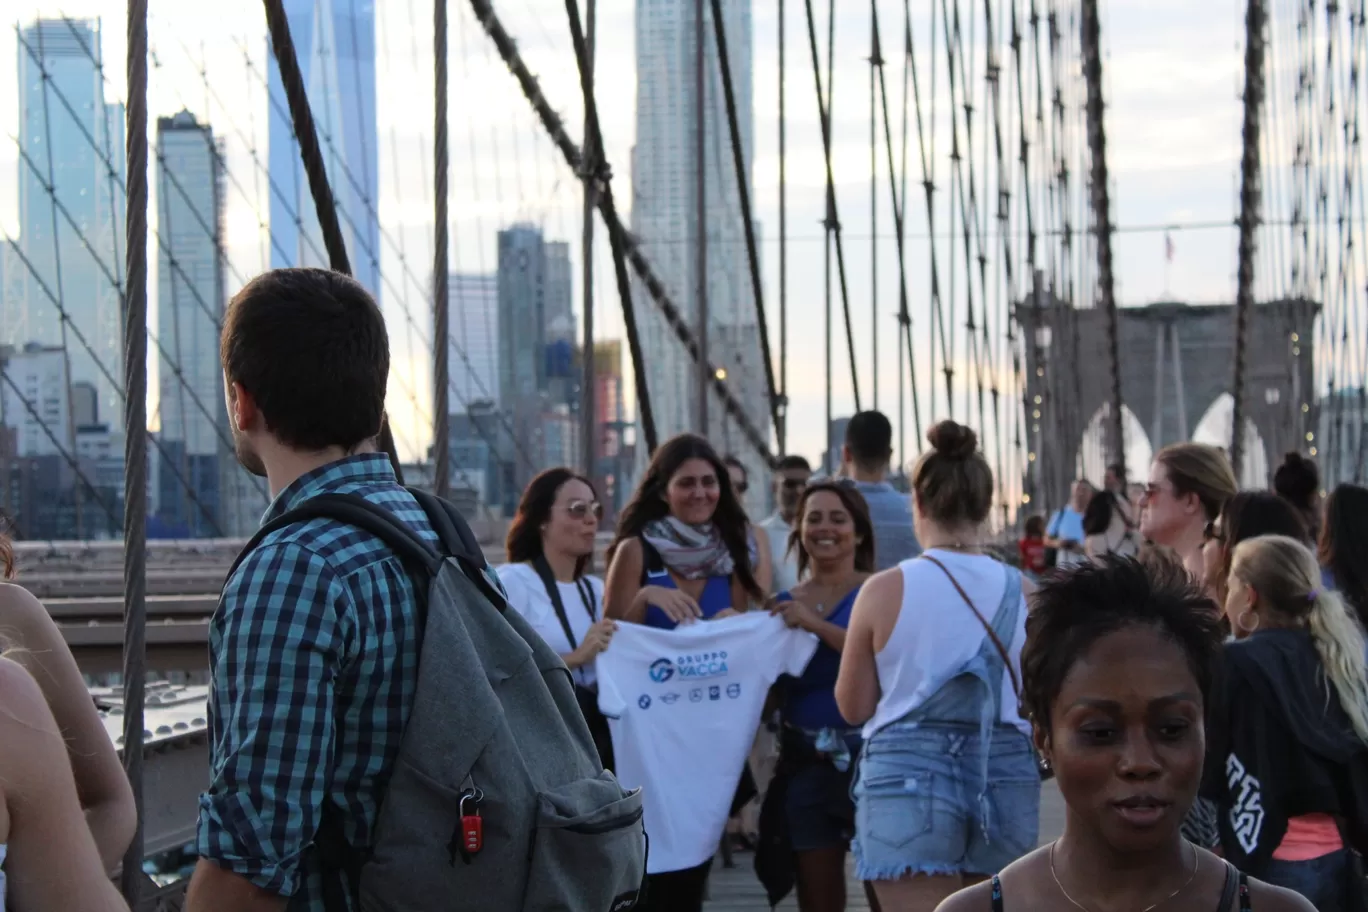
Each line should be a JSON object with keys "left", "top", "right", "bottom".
{"left": 1016, "top": 298, "right": 1318, "bottom": 511}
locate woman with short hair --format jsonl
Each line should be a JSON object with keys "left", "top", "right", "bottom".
{"left": 935, "top": 557, "right": 1314, "bottom": 912}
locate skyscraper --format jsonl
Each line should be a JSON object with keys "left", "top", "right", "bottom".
{"left": 267, "top": 0, "right": 380, "bottom": 298}
{"left": 497, "top": 224, "right": 577, "bottom": 495}
{"left": 13, "top": 18, "right": 126, "bottom": 433}
{"left": 631, "top": 0, "right": 769, "bottom": 478}
{"left": 447, "top": 272, "right": 500, "bottom": 411}
{"left": 156, "top": 111, "right": 231, "bottom": 537}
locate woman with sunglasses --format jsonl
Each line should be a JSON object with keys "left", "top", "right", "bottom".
{"left": 499, "top": 467, "right": 617, "bottom": 768}
{"left": 1139, "top": 443, "right": 1238, "bottom": 582}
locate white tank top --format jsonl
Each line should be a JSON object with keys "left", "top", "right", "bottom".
{"left": 863, "top": 550, "right": 1032, "bottom": 739}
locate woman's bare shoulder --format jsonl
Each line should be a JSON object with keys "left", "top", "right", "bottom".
{"left": 0, "top": 655, "right": 59, "bottom": 736}
{"left": 934, "top": 880, "right": 995, "bottom": 912}
{"left": 934, "top": 847, "right": 1047, "bottom": 912}
{"left": 0, "top": 580, "right": 48, "bottom": 628}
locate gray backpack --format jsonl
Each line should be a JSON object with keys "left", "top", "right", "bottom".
{"left": 238, "top": 488, "right": 646, "bottom": 911}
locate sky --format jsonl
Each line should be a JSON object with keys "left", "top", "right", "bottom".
{"left": 1, "top": 0, "right": 1309, "bottom": 492}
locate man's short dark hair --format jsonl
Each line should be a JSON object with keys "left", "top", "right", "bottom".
{"left": 221, "top": 268, "right": 389, "bottom": 451}
{"left": 844, "top": 411, "right": 894, "bottom": 469}
{"left": 776, "top": 454, "right": 811, "bottom": 473}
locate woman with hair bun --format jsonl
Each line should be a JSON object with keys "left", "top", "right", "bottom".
{"left": 1272, "top": 452, "right": 1321, "bottom": 543}
{"left": 836, "top": 421, "right": 1039, "bottom": 908}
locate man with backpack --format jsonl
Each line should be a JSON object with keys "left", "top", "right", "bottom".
{"left": 188, "top": 269, "right": 643, "bottom": 912}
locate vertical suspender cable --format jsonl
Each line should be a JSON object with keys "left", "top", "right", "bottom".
{"left": 779, "top": 0, "right": 789, "bottom": 454}
{"left": 711, "top": 0, "right": 781, "bottom": 444}
{"left": 1080, "top": 0, "right": 1124, "bottom": 480}
{"left": 120, "top": 0, "right": 149, "bottom": 904}
{"left": 870, "top": 1, "right": 881, "bottom": 409}
{"left": 1231, "top": 0, "right": 1268, "bottom": 481}
{"left": 433, "top": 0, "right": 451, "bottom": 498}
{"left": 580, "top": 0, "right": 598, "bottom": 478}
{"left": 805, "top": 0, "right": 864, "bottom": 417}
{"left": 263, "top": 0, "right": 405, "bottom": 482}
{"left": 695, "top": 0, "right": 710, "bottom": 435}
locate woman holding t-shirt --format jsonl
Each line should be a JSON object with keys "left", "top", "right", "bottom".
{"left": 604, "top": 433, "right": 769, "bottom": 912}
{"left": 761, "top": 480, "right": 876, "bottom": 912}
{"left": 498, "top": 467, "right": 617, "bottom": 769}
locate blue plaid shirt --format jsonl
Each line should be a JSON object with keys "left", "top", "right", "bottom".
{"left": 196, "top": 454, "right": 437, "bottom": 910}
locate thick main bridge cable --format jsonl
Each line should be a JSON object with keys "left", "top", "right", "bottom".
{"left": 473, "top": 0, "right": 777, "bottom": 467}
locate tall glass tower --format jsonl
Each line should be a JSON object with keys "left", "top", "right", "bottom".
{"left": 13, "top": 18, "right": 126, "bottom": 435}
{"left": 630, "top": 0, "right": 768, "bottom": 487}
{"left": 267, "top": 0, "right": 380, "bottom": 298}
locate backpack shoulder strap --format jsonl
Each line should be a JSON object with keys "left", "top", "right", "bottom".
{"left": 227, "top": 492, "right": 443, "bottom": 583}
{"left": 407, "top": 487, "right": 484, "bottom": 566}
{"left": 404, "top": 487, "right": 508, "bottom": 612}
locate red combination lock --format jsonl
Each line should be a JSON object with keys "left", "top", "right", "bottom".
{"left": 459, "top": 792, "right": 483, "bottom": 856}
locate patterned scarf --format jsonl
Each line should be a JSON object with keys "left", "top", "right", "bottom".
{"left": 641, "top": 516, "right": 754, "bottom": 581}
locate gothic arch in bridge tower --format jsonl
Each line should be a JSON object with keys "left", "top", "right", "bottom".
{"left": 1075, "top": 404, "right": 1153, "bottom": 486}
{"left": 1016, "top": 298, "right": 1318, "bottom": 510}
{"left": 1191, "top": 393, "right": 1270, "bottom": 488}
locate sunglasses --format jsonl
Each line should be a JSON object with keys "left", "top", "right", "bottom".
{"left": 566, "top": 500, "right": 603, "bottom": 521}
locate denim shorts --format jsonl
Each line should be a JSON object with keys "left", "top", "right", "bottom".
{"left": 850, "top": 721, "right": 1040, "bottom": 880}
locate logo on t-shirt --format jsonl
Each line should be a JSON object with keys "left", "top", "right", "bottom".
{"left": 638, "top": 694, "right": 652, "bottom": 710}
{"left": 689, "top": 688, "right": 703, "bottom": 702}
{"left": 726, "top": 683, "right": 741, "bottom": 699}
{"left": 661, "top": 692, "right": 681, "bottom": 704}
{"left": 649, "top": 658, "right": 675, "bottom": 683}
{"left": 670, "top": 651, "right": 730, "bottom": 681}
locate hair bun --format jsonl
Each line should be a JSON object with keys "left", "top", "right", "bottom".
{"left": 1282, "top": 452, "right": 1309, "bottom": 470}
{"left": 926, "top": 420, "right": 978, "bottom": 460}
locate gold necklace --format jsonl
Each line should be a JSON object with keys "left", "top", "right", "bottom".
{"left": 1049, "top": 839, "right": 1199, "bottom": 912}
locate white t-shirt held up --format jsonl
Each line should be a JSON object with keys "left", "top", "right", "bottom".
{"left": 596, "top": 613, "right": 819, "bottom": 874}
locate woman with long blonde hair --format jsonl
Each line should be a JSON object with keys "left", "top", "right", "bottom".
{"left": 1206, "top": 534, "right": 1368, "bottom": 909}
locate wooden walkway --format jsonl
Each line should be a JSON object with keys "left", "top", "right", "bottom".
{"left": 702, "top": 780, "right": 1066, "bottom": 910}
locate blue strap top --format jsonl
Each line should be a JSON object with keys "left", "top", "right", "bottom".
{"left": 774, "top": 587, "right": 860, "bottom": 730}
{"left": 642, "top": 567, "right": 733, "bottom": 629}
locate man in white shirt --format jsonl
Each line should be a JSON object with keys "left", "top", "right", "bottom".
{"left": 596, "top": 614, "right": 819, "bottom": 889}
{"left": 757, "top": 455, "right": 813, "bottom": 594}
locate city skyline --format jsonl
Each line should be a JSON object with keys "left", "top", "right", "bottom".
{"left": 0, "top": 0, "right": 1329, "bottom": 483}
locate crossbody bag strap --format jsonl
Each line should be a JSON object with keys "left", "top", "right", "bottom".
{"left": 532, "top": 555, "right": 580, "bottom": 651}
{"left": 919, "top": 554, "right": 1021, "bottom": 698}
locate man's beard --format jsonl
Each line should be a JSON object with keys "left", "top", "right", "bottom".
{"left": 232, "top": 429, "right": 267, "bottom": 477}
